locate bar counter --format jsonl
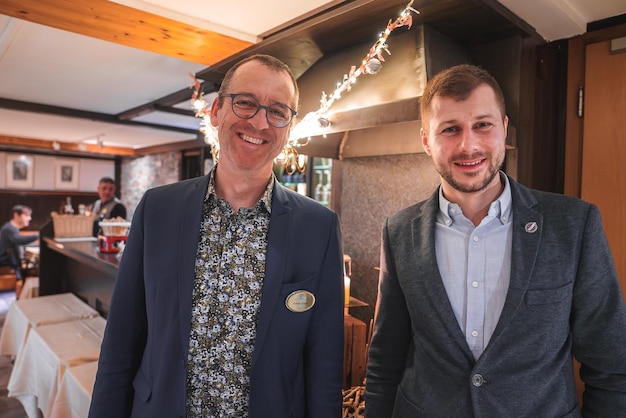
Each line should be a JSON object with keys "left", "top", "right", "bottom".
{"left": 39, "top": 222, "right": 119, "bottom": 317}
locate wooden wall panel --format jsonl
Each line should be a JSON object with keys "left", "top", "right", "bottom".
{"left": 0, "top": 190, "right": 97, "bottom": 231}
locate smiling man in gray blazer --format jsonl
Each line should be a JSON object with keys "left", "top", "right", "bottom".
{"left": 365, "top": 64, "right": 626, "bottom": 417}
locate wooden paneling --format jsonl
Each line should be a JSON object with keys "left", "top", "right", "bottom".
{"left": 564, "top": 36, "right": 585, "bottom": 197}
{"left": 0, "top": 135, "right": 135, "bottom": 157}
{"left": 343, "top": 314, "right": 367, "bottom": 389}
{"left": 0, "top": 190, "right": 97, "bottom": 231}
{"left": 565, "top": 23, "right": 626, "bottom": 196}
{"left": 581, "top": 40, "right": 626, "bottom": 296}
{"left": 0, "top": 0, "right": 252, "bottom": 66}
{"left": 565, "top": 22, "right": 626, "bottom": 408}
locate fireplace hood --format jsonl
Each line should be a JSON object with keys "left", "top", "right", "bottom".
{"left": 195, "top": 0, "right": 540, "bottom": 158}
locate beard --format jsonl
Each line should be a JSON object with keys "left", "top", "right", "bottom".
{"left": 435, "top": 149, "right": 504, "bottom": 194}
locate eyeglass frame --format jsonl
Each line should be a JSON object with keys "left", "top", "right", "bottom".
{"left": 219, "top": 93, "right": 297, "bottom": 128}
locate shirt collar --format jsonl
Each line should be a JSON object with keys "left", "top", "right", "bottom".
{"left": 437, "top": 171, "right": 512, "bottom": 226}
{"left": 205, "top": 164, "right": 274, "bottom": 214}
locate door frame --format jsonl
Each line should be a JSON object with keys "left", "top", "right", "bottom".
{"left": 564, "top": 22, "right": 626, "bottom": 197}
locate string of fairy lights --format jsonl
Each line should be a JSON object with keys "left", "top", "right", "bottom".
{"left": 190, "top": 0, "right": 419, "bottom": 172}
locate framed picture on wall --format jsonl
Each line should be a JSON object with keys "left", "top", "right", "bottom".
{"left": 54, "top": 159, "right": 80, "bottom": 190}
{"left": 6, "top": 154, "right": 34, "bottom": 189}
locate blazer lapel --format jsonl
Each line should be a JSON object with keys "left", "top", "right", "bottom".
{"left": 488, "top": 180, "right": 542, "bottom": 344}
{"left": 412, "top": 191, "right": 473, "bottom": 356}
{"left": 251, "top": 181, "right": 291, "bottom": 366}
{"left": 178, "top": 175, "right": 211, "bottom": 353}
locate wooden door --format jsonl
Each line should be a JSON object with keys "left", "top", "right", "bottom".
{"left": 581, "top": 40, "right": 626, "bottom": 298}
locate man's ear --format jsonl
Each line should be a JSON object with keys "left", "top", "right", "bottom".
{"left": 421, "top": 128, "right": 431, "bottom": 155}
{"left": 503, "top": 115, "right": 509, "bottom": 137}
{"left": 209, "top": 96, "right": 220, "bottom": 127}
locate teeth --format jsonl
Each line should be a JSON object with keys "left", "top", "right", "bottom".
{"left": 241, "top": 134, "right": 263, "bottom": 145}
{"left": 459, "top": 160, "right": 481, "bottom": 166}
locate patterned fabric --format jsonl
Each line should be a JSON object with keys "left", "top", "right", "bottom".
{"left": 186, "top": 169, "right": 273, "bottom": 417}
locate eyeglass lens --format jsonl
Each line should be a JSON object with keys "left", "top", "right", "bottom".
{"left": 229, "top": 94, "right": 294, "bottom": 127}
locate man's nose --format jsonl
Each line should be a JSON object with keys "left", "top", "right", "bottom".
{"left": 459, "top": 129, "right": 480, "bottom": 150}
{"left": 248, "top": 107, "right": 271, "bottom": 129}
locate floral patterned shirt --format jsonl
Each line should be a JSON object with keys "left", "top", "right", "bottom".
{"left": 186, "top": 169, "right": 273, "bottom": 417}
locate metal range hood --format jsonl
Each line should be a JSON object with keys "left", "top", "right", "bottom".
{"left": 194, "top": 0, "right": 539, "bottom": 159}
{"left": 295, "top": 25, "right": 470, "bottom": 159}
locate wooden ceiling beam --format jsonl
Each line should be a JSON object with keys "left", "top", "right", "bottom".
{"left": 0, "top": 0, "right": 253, "bottom": 66}
{"left": 0, "top": 98, "right": 201, "bottom": 135}
{"left": 0, "top": 135, "right": 136, "bottom": 156}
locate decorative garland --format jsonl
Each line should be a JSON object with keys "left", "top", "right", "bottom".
{"left": 190, "top": 0, "right": 419, "bottom": 171}
{"left": 289, "top": 0, "right": 419, "bottom": 146}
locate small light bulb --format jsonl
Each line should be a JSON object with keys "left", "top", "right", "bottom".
{"left": 365, "top": 58, "right": 382, "bottom": 74}
{"left": 318, "top": 117, "right": 330, "bottom": 128}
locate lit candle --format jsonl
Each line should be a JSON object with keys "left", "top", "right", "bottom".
{"left": 344, "top": 275, "right": 351, "bottom": 306}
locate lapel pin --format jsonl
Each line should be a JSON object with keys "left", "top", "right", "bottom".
{"left": 525, "top": 221, "right": 538, "bottom": 233}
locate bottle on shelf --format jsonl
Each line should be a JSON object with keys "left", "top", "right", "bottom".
{"left": 321, "top": 170, "right": 331, "bottom": 205}
{"left": 314, "top": 170, "right": 323, "bottom": 202}
{"left": 64, "top": 196, "right": 74, "bottom": 214}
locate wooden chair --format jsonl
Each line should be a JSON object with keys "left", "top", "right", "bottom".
{"left": 0, "top": 266, "right": 18, "bottom": 293}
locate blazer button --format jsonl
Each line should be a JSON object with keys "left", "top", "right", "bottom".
{"left": 471, "top": 373, "right": 484, "bottom": 387}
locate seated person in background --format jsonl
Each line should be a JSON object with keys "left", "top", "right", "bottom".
{"left": 90, "top": 177, "right": 127, "bottom": 235}
{"left": 0, "top": 205, "right": 39, "bottom": 280}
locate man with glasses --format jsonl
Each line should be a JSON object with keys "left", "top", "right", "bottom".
{"left": 90, "top": 54, "right": 345, "bottom": 417}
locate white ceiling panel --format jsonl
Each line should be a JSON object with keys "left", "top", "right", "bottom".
{"left": 1, "top": 0, "right": 625, "bottom": 152}
{"left": 0, "top": 19, "right": 205, "bottom": 113}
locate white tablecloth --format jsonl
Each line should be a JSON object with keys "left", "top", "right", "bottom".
{"left": 19, "top": 277, "right": 40, "bottom": 300}
{"left": 0, "top": 292, "right": 99, "bottom": 360}
{"left": 8, "top": 316, "right": 106, "bottom": 418}
{"left": 49, "top": 361, "right": 98, "bottom": 418}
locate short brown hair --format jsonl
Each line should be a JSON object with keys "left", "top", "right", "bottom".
{"left": 217, "top": 54, "right": 299, "bottom": 111}
{"left": 99, "top": 177, "right": 115, "bottom": 185}
{"left": 420, "top": 64, "right": 506, "bottom": 130}
{"left": 12, "top": 205, "right": 32, "bottom": 217}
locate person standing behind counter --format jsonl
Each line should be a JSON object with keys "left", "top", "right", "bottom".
{"left": 89, "top": 54, "right": 345, "bottom": 417}
{"left": 365, "top": 64, "right": 626, "bottom": 417}
{"left": 90, "top": 176, "right": 127, "bottom": 235}
{"left": 91, "top": 176, "right": 127, "bottom": 220}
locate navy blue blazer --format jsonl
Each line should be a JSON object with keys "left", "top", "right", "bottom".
{"left": 89, "top": 175, "right": 345, "bottom": 418}
{"left": 365, "top": 177, "right": 626, "bottom": 417}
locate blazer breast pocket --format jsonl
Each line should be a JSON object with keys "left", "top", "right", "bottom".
{"left": 525, "top": 283, "right": 572, "bottom": 305}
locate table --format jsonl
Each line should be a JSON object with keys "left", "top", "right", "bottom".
{"left": 8, "top": 316, "right": 106, "bottom": 417}
{"left": 0, "top": 292, "right": 99, "bottom": 360}
{"left": 49, "top": 361, "right": 99, "bottom": 418}
{"left": 19, "top": 277, "right": 40, "bottom": 299}
{"left": 24, "top": 245, "right": 40, "bottom": 264}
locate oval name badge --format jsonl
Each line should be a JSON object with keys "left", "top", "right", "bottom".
{"left": 285, "top": 290, "right": 315, "bottom": 313}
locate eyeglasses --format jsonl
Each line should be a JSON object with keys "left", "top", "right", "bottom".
{"left": 220, "top": 93, "right": 297, "bottom": 128}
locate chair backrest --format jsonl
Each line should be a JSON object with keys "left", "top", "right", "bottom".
{"left": 0, "top": 265, "right": 18, "bottom": 292}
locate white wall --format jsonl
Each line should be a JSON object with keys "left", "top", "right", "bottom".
{"left": 0, "top": 152, "right": 114, "bottom": 192}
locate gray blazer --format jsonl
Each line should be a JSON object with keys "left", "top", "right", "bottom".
{"left": 365, "top": 177, "right": 626, "bottom": 417}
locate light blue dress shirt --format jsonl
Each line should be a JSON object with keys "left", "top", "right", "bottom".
{"left": 434, "top": 173, "right": 513, "bottom": 360}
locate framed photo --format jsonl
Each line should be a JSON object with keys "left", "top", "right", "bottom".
{"left": 6, "top": 154, "right": 34, "bottom": 189}
{"left": 54, "top": 159, "right": 80, "bottom": 190}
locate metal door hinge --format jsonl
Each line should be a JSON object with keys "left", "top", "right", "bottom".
{"left": 578, "top": 86, "right": 584, "bottom": 118}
